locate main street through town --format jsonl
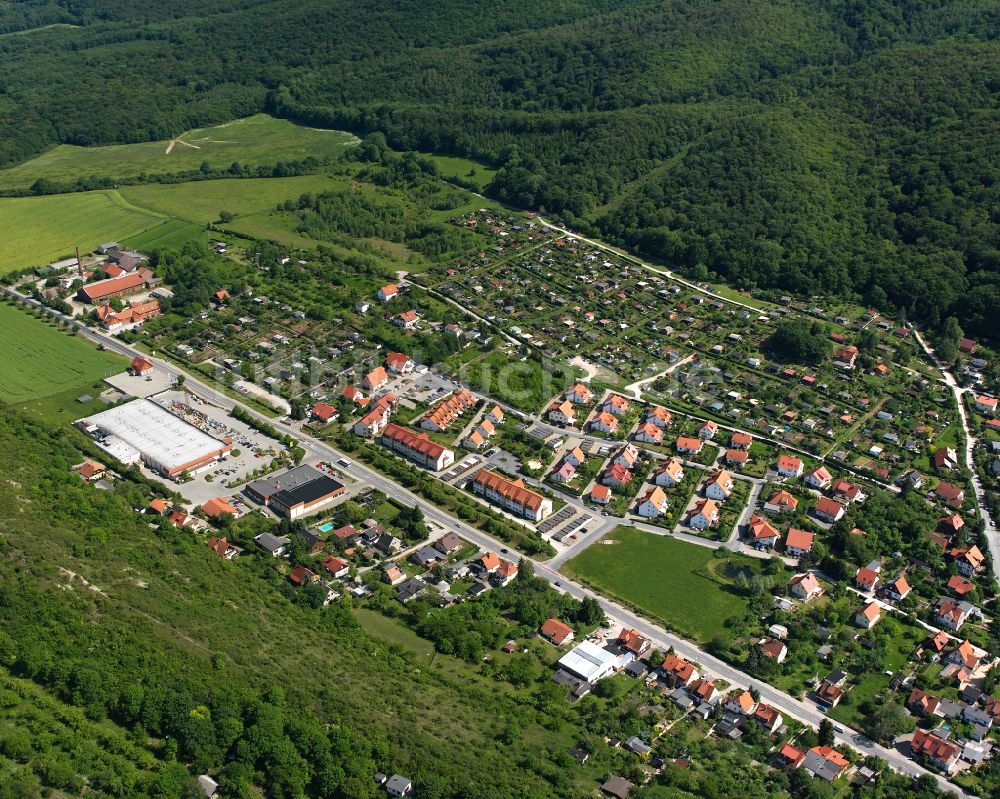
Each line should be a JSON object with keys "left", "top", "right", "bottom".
{"left": 16, "top": 291, "right": 967, "bottom": 796}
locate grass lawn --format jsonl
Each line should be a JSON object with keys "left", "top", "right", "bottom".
{"left": 0, "top": 303, "right": 126, "bottom": 403}
{"left": 0, "top": 115, "right": 357, "bottom": 190}
{"left": 563, "top": 525, "right": 753, "bottom": 643}
{"left": 0, "top": 190, "right": 166, "bottom": 273}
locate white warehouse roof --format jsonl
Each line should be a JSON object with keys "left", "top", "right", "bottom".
{"left": 558, "top": 640, "right": 620, "bottom": 682}
{"left": 78, "top": 399, "right": 228, "bottom": 475}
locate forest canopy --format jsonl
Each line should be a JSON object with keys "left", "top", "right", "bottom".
{"left": 0, "top": 0, "right": 998, "bottom": 342}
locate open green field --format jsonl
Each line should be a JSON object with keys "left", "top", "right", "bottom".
{"left": 0, "top": 115, "right": 357, "bottom": 190}
{"left": 0, "top": 190, "right": 166, "bottom": 273}
{"left": 0, "top": 303, "right": 126, "bottom": 404}
{"left": 563, "top": 526, "right": 754, "bottom": 643}
{"left": 122, "top": 218, "right": 207, "bottom": 252}
{"left": 425, "top": 154, "right": 497, "bottom": 191}
{"left": 119, "top": 175, "right": 340, "bottom": 248}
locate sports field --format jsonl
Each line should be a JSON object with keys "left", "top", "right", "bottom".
{"left": 0, "top": 115, "right": 358, "bottom": 190}
{"left": 0, "top": 303, "right": 126, "bottom": 404}
{"left": 562, "top": 526, "right": 756, "bottom": 643}
{"left": 0, "top": 190, "right": 166, "bottom": 273}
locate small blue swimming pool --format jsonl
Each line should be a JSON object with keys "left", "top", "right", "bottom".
{"left": 318, "top": 523, "right": 333, "bottom": 532}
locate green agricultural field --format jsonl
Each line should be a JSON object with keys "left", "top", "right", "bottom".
{"left": 123, "top": 218, "right": 207, "bottom": 252}
{"left": 119, "top": 175, "right": 341, "bottom": 247}
{"left": 0, "top": 190, "right": 166, "bottom": 273}
{"left": 0, "top": 115, "right": 357, "bottom": 190}
{"left": 0, "top": 303, "right": 126, "bottom": 404}
{"left": 563, "top": 526, "right": 755, "bottom": 643}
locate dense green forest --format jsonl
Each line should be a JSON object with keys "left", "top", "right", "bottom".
{"left": 0, "top": 0, "right": 997, "bottom": 341}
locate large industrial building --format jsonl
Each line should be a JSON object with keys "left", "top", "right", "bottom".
{"left": 245, "top": 465, "right": 346, "bottom": 519}
{"left": 77, "top": 399, "right": 231, "bottom": 477}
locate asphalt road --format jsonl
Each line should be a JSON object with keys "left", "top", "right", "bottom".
{"left": 7, "top": 290, "right": 966, "bottom": 795}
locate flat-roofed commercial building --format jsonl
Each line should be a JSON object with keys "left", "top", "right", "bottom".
{"left": 245, "top": 464, "right": 345, "bottom": 519}
{"left": 77, "top": 399, "right": 230, "bottom": 477}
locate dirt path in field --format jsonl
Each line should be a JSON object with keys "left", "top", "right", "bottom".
{"left": 165, "top": 137, "right": 201, "bottom": 155}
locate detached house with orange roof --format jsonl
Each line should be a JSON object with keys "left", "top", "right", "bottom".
{"left": 310, "top": 402, "right": 338, "bottom": 424}
{"left": 385, "top": 351, "right": 414, "bottom": 374}
{"left": 748, "top": 515, "right": 780, "bottom": 549}
{"left": 539, "top": 618, "right": 575, "bottom": 646}
{"left": 600, "top": 394, "right": 630, "bottom": 417}
{"left": 784, "top": 528, "right": 814, "bottom": 557}
{"left": 130, "top": 356, "right": 154, "bottom": 376}
{"left": 948, "top": 639, "right": 981, "bottom": 672}
{"left": 777, "top": 454, "right": 803, "bottom": 478}
{"left": 660, "top": 654, "right": 699, "bottom": 687}
{"left": 612, "top": 443, "right": 639, "bottom": 470}
{"left": 689, "top": 498, "right": 719, "bottom": 530}
{"left": 725, "top": 690, "right": 757, "bottom": 717}
{"left": 883, "top": 574, "right": 911, "bottom": 602}
{"left": 974, "top": 395, "right": 998, "bottom": 415}
{"left": 393, "top": 309, "right": 419, "bottom": 329}
{"left": 764, "top": 490, "right": 798, "bottom": 514}
{"left": 676, "top": 436, "right": 703, "bottom": 455}
{"left": 564, "top": 445, "right": 587, "bottom": 468}
{"left": 854, "top": 601, "right": 881, "bottom": 629}
{"left": 549, "top": 400, "right": 577, "bottom": 426}
{"left": 474, "top": 551, "right": 501, "bottom": 574}
{"left": 950, "top": 544, "right": 985, "bottom": 576}
{"left": 753, "top": 703, "right": 784, "bottom": 734}
{"left": 804, "top": 466, "right": 832, "bottom": 489}
{"left": 730, "top": 432, "right": 752, "bottom": 449}
{"left": 854, "top": 566, "right": 880, "bottom": 592}
{"left": 654, "top": 458, "right": 685, "bottom": 487}
{"left": 637, "top": 485, "right": 668, "bottom": 518}
{"left": 486, "top": 405, "right": 505, "bottom": 426}
{"left": 788, "top": 572, "right": 822, "bottom": 602}
{"left": 565, "top": 383, "right": 593, "bottom": 404}
{"left": 935, "top": 481, "right": 965, "bottom": 508}
{"left": 341, "top": 385, "right": 367, "bottom": 406}
{"left": 590, "top": 484, "right": 612, "bottom": 504}
{"left": 634, "top": 422, "right": 663, "bottom": 444}
{"left": 645, "top": 406, "right": 672, "bottom": 428}
{"left": 362, "top": 366, "right": 388, "bottom": 391}
{"left": 758, "top": 637, "right": 787, "bottom": 663}
{"left": 591, "top": 411, "right": 619, "bottom": 433}
{"left": 704, "top": 470, "right": 734, "bottom": 501}
{"left": 616, "top": 628, "right": 651, "bottom": 657}
{"left": 493, "top": 559, "right": 519, "bottom": 587}
{"left": 813, "top": 496, "right": 845, "bottom": 524}
{"left": 698, "top": 420, "right": 718, "bottom": 439}
{"left": 202, "top": 496, "right": 239, "bottom": 520}
{"left": 910, "top": 730, "right": 961, "bottom": 774}
{"left": 725, "top": 448, "right": 749, "bottom": 466}
{"left": 935, "top": 597, "right": 974, "bottom": 631}
{"left": 376, "top": 283, "right": 399, "bottom": 302}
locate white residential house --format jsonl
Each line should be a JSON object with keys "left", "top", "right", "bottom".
{"left": 654, "top": 459, "right": 685, "bottom": 487}
{"left": 637, "top": 486, "right": 668, "bottom": 518}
